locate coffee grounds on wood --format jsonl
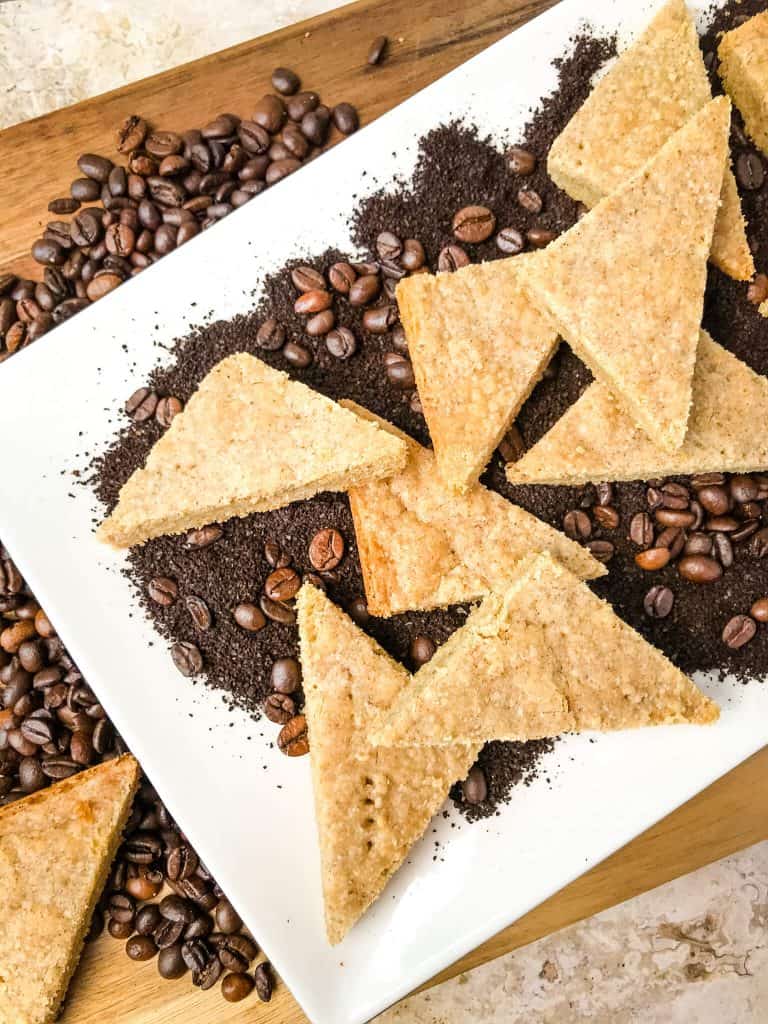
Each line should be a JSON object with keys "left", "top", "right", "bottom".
{"left": 93, "top": 15, "right": 767, "bottom": 820}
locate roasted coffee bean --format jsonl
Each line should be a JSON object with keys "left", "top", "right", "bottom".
{"left": 254, "top": 962, "right": 274, "bottom": 1002}
{"left": 736, "top": 151, "right": 765, "bottom": 190}
{"left": 526, "top": 226, "right": 556, "bottom": 247}
{"left": 495, "top": 226, "right": 524, "bottom": 254}
{"left": 291, "top": 266, "right": 325, "bottom": 293}
{"left": 326, "top": 326, "right": 357, "bottom": 359}
{"left": 181, "top": 938, "right": 211, "bottom": 972}
{"left": 283, "top": 341, "right": 313, "bottom": 368}
{"left": 253, "top": 95, "right": 287, "bottom": 133}
{"left": 752, "top": 528, "right": 768, "bottom": 558}
{"left": 361, "top": 304, "right": 397, "bottom": 334}
{"left": 706, "top": 515, "right": 740, "bottom": 532}
{"left": 123, "top": 829, "right": 163, "bottom": 863}
{"left": 586, "top": 540, "right": 615, "bottom": 563}
{"left": 264, "top": 693, "right": 295, "bottom": 724}
{"left": 685, "top": 533, "right": 713, "bottom": 556}
{"left": 171, "top": 641, "right": 203, "bottom": 677}
{"left": 277, "top": 715, "right": 309, "bottom": 756}
{"left": 410, "top": 635, "right": 436, "bottom": 666}
{"left": 70, "top": 730, "right": 94, "bottom": 765}
{"left": 452, "top": 205, "right": 495, "bottom": 243}
{"left": 108, "top": 892, "right": 136, "bottom": 925}
{"left": 86, "top": 273, "right": 122, "bottom": 302}
{"left": 677, "top": 555, "right": 722, "bottom": 583}
{"left": 723, "top": 614, "right": 756, "bottom": 649}
{"left": 507, "top": 146, "right": 536, "bottom": 175}
{"left": 438, "top": 243, "right": 470, "bottom": 271}
{"left": 730, "top": 475, "right": 758, "bottom": 503}
{"left": 214, "top": 933, "right": 257, "bottom": 973}
{"left": 367, "top": 33, "right": 388, "bottom": 65}
{"left": 264, "top": 567, "right": 301, "bottom": 602}
{"left": 165, "top": 842, "right": 199, "bottom": 883}
{"left": 750, "top": 597, "right": 768, "bottom": 622}
{"left": 264, "top": 540, "right": 290, "bottom": 569}
{"left": 732, "top": 518, "right": 761, "bottom": 543}
{"left": 146, "top": 131, "right": 183, "bottom": 159}
{"left": 184, "top": 914, "right": 214, "bottom": 940}
{"left": 592, "top": 482, "right": 613, "bottom": 506}
{"left": 157, "top": 942, "right": 188, "bottom": 978}
{"left": 18, "top": 756, "right": 45, "bottom": 793}
{"left": 461, "top": 765, "right": 487, "bottom": 804}
{"left": 271, "top": 657, "right": 301, "bottom": 694}
{"left": 328, "top": 262, "right": 356, "bottom": 294}
{"left": 593, "top": 505, "right": 619, "bottom": 530}
{"left": 747, "top": 273, "right": 768, "bottom": 304}
{"left": 691, "top": 472, "right": 726, "bottom": 489}
{"left": 305, "top": 309, "right": 335, "bottom": 336}
{"left": 193, "top": 954, "right": 223, "bottom": 990}
{"left": 70, "top": 208, "right": 103, "bottom": 246}
{"left": 562, "top": 510, "right": 591, "bottom": 541}
{"left": 696, "top": 484, "right": 729, "bottom": 515}
{"left": 233, "top": 603, "right": 266, "bottom": 632}
{"left": 383, "top": 351, "right": 415, "bottom": 388}
{"left": 125, "top": 386, "right": 158, "bottom": 422}
{"left": 117, "top": 115, "right": 148, "bottom": 153}
{"left": 222, "top": 972, "right": 255, "bottom": 1002}
{"left": 629, "top": 512, "right": 654, "bottom": 547}
{"left": 213, "top": 899, "right": 244, "bottom": 936}
{"left": 155, "top": 395, "right": 183, "bottom": 428}
{"left": 70, "top": 177, "right": 101, "bottom": 203}
{"left": 159, "top": 893, "right": 196, "bottom": 925}
{"left": 308, "top": 528, "right": 345, "bottom": 571}
{"left": 400, "top": 237, "right": 426, "bottom": 271}
{"left": 655, "top": 508, "right": 695, "bottom": 529}
{"left": 186, "top": 524, "right": 223, "bottom": 548}
{"left": 271, "top": 66, "right": 301, "bottom": 96}
{"left": 517, "top": 187, "right": 542, "bottom": 213}
{"left": 31, "top": 238, "right": 66, "bottom": 267}
{"left": 635, "top": 548, "right": 671, "bottom": 571}
{"left": 644, "top": 585, "right": 674, "bottom": 619}
{"left": 108, "top": 918, "right": 134, "bottom": 940}
{"left": 126, "top": 868, "right": 163, "bottom": 901}
{"left": 256, "top": 317, "right": 286, "bottom": 351}
{"left": 497, "top": 425, "right": 525, "bottom": 463}
{"left": 348, "top": 273, "right": 380, "bottom": 306}
{"left": 185, "top": 595, "right": 212, "bottom": 631}
{"left": 375, "top": 231, "right": 403, "bottom": 262}
{"left": 48, "top": 196, "right": 80, "bottom": 215}
{"left": 126, "top": 935, "right": 157, "bottom": 962}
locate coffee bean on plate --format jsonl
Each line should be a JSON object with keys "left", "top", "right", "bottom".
{"left": 277, "top": 715, "right": 309, "bottom": 756}
{"left": 722, "top": 614, "right": 756, "bottom": 649}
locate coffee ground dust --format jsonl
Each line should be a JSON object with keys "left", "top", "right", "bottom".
{"left": 93, "top": 9, "right": 768, "bottom": 819}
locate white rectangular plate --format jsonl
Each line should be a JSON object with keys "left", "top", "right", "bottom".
{"left": 0, "top": 1, "right": 765, "bottom": 1021}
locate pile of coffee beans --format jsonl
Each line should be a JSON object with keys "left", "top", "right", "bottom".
{"left": 0, "top": 543, "right": 273, "bottom": 1005}
{"left": 0, "top": 67, "right": 358, "bottom": 361}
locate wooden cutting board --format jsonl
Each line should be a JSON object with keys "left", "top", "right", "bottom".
{"left": 0, "top": 0, "right": 765, "bottom": 1020}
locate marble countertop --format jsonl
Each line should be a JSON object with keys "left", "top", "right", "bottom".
{"left": 1, "top": 1, "right": 766, "bottom": 1021}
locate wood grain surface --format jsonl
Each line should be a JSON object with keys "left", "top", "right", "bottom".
{"left": 1, "top": 0, "right": 765, "bottom": 1020}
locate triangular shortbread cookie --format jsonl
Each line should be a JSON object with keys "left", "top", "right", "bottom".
{"left": 372, "top": 554, "right": 718, "bottom": 748}
{"left": 548, "top": 0, "right": 753, "bottom": 281}
{"left": 0, "top": 755, "right": 141, "bottom": 1024}
{"left": 523, "top": 97, "right": 731, "bottom": 453}
{"left": 719, "top": 10, "right": 768, "bottom": 158}
{"left": 343, "top": 402, "right": 604, "bottom": 616}
{"left": 297, "top": 584, "right": 477, "bottom": 945}
{"left": 396, "top": 256, "right": 558, "bottom": 492}
{"left": 507, "top": 332, "right": 768, "bottom": 485}
{"left": 98, "top": 353, "right": 407, "bottom": 547}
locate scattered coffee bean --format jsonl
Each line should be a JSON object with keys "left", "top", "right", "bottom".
{"left": 722, "top": 614, "right": 756, "bottom": 649}
{"left": 629, "top": 512, "right": 654, "bottom": 547}
{"left": 308, "top": 528, "right": 345, "bottom": 571}
{"left": 367, "top": 34, "right": 388, "bottom": 65}
{"left": 185, "top": 595, "right": 212, "bottom": 631}
{"left": 277, "top": 715, "right": 309, "bottom": 756}
{"left": 677, "top": 555, "right": 722, "bottom": 584}
{"left": 461, "top": 765, "right": 487, "bottom": 804}
{"left": 438, "top": 243, "right": 470, "bottom": 271}
{"left": 747, "top": 273, "right": 768, "bottom": 304}
{"left": 265, "top": 693, "right": 296, "bottom": 724}
{"left": 452, "top": 205, "right": 496, "bottom": 244}
{"left": 332, "top": 103, "right": 359, "bottom": 135}
{"left": 507, "top": 146, "right": 536, "bottom": 175}
{"left": 562, "top": 509, "right": 591, "bottom": 541}
{"left": 586, "top": 539, "right": 615, "bottom": 563}
{"left": 186, "top": 525, "right": 223, "bottom": 549}
{"left": 170, "top": 641, "right": 203, "bottom": 677}
{"left": 495, "top": 227, "right": 524, "bottom": 254}
{"left": 127, "top": 935, "right": 158, "bottom": 962}
{"left": 254, "top": 961, "right": 274, "bottom": 1002}
{"left": 264, "top": 567, "right": 301, "bottom": 602}
{"left": 271, "top": 67, "right": 300, "bottom": 96}
{"left": 644, "top": 585, "right": 674, "bottom": 619}
{"left": 155, "top": 395, "right": 183, "bottom": 428}
{"left": 222, "top": 972, "right": 255, "bottom": 1002}
{"left": 148, "top": 577, "right": 178, "bottom": 607}
{"left": 410, "top": 635, "right": 436, "bottom": 666}
{"left": 271, "top": 657, "right": 301, "bottom": 694}
{"left": 750, "top": 597, "right": 768, "bottom": 622}
{"left": 635, "top": 548, "right": 671, "bottom": 571}
{"left": 326, "top": 326, "right": 357, "bottom": 359}
{"left": 526, "top": 226, "right": 556, "bottom": 247}
{"left": 233, "top": 603, "right": 266, "bottom": 633}
{"left": 517, "top": 187, "right": 543, "bottom": 213}
{"left": 125, "top": 387, "right": 159, "bottom": 422}
{"left": 158, "top": 943, "right": 188, "bottom": 979}
{"left": 593, "top": 506, "right": 619, "bottom": 530}
{"left": 736, "top": 151, "right": 765, "bottom": 191}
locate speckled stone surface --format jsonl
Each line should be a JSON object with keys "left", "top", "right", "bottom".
{"left": 379, "top": 842, "right": 768, "bottom": 1023}
{"left": 2, "top": 3, "right": 766, "bottom": 1021}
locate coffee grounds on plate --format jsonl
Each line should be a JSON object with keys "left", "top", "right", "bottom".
{"left": 93, "top": 18, "right": 768, "bottom": 820}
